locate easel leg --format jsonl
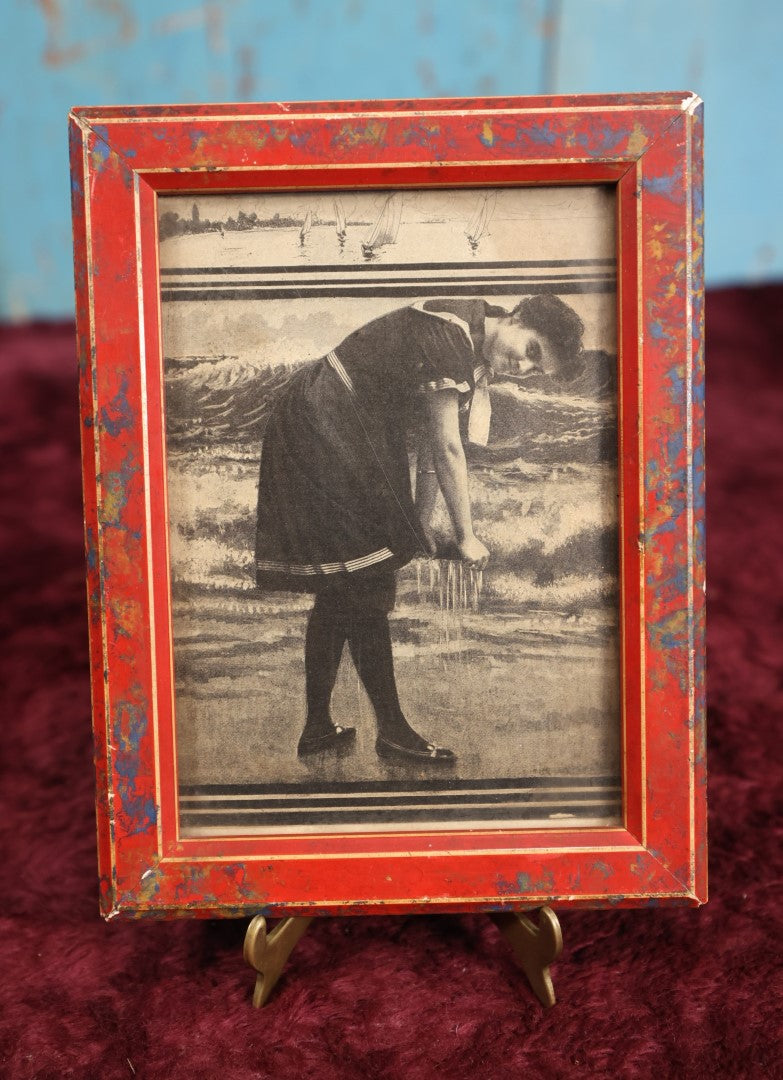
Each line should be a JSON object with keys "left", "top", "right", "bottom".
{"left": 490, "top": 906, "right": 563, "bottom": 1008}
{"left": 243, "top": 915, "right": 313, "bottom": 1008}
{"left": 243, "top": 908, "right": 562, "bottom": 1009}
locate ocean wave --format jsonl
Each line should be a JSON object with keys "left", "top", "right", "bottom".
{"left": 164, "top": 350, "right": 618, "bottom": 466}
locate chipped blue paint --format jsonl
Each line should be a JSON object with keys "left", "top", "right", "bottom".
{"left": 400, "top": 123, "right": 444, "bottom": 151}
{"left": 98, "top": 449, "right": 141, "bottom": 529}
{"left": 187, "top": 128, "right": 209, "bottom": 151}
{"left": 666, "top": 428, "right": 686, "bottom": 465}
{"left": 666, "top": 364, "right": 686, "bottom": 401}
{"left": 649, "top": 320, "right": 673, "bottom": 342}
{"left": 642, "top": 166, "right": 684, "bottom": 201}
{"left": 112, "top": 700, "right": 147, "bottom": 781}
{"left": 99, "top": 376, "right": 134, "bottom": 436}
{"left": 496, "top": 870, "right": 555, "bottom": 896}
{"left": 99, "top": 374, "right": 134, "bottom": 437}
{"left": 222, "top": 864, "right": 258, "bottom": 901}
{"left": 329, "top": 122, "right": 388, "bottom": 152}
{"left": 172, "top": 866, "right": 222, "bottom": 906}
{"left": 497, "top": 871, "right": 532, "bottom": 895}
{"left": 693, "top": 180, "right": 704, "bottom": 219}
{"left": 647, "top": 613, "right": 688, "bottom": 685}
{"left": 111, "top": 698, "right": 157, "bottom": 835}
{"left": 525, "top": 120, "right": 559, "bottom": 146}
{"left": 90, "top": 138, "right": 111, "bottom": 168}
{"left": 85, "top": 525, "right": 97, "bottom": 572}
{"left": 692, "top": 442, "right": 705, "bottom": 509}
{"left": 478, "top": 120, "right": 559, "bottom": 152}
{"left": 575, "top": 124, "right": 627, "bottom": 156}
{"left": 646, "top": 514, "right": 677, "bottom": 539}
{"left": 647, "top": 561, "right": 688, "bottom": 599}
{"left": 288, "top": 131, "right": 312, "bottom": 150}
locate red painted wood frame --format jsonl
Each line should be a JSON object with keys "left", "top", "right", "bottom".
{"left": 69, "top": 94, "right": 705, "bottom": 918}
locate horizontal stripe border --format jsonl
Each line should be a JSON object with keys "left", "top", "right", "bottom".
{"left": 178, "top": 775, "right": 621, "bottom": 796}
{"left": 161, "top": 280, "right": 616, "bottom": 301}
{"left": 160, "top": 258, "right": 617, "bottom": 275}
{"left": 178, "top": 806, "right": 622, "bottom": 828}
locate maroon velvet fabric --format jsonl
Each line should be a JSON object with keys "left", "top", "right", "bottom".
{"left": 1, "top": 290, "right": 781, "bottom": 1079}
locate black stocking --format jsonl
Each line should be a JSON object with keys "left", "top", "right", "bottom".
{"left": 302, "top": 593, "right": 348, "bottom": 736}
{"left": 346, "top": 610, "right": 429, "bottom": 749}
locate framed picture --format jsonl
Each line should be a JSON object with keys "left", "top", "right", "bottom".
{"left": 69, "top": 93, "right": 705, "bottom": 917}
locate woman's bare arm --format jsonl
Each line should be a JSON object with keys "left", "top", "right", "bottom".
{"left": 414, "top": 439, "right": 439, "bottom": 554}
{"left": 418, "top": 390, "right": 489, "bottom": 568}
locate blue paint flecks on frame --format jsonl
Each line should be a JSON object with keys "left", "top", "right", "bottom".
{"left": 496, "top": 871, "right": 532, "bottom": 895}
{"left": 667, "top": 365, "right": 686, "bottom": 401}
{"left": 100, "top": 374, "right": 134, "bottom": 437}
{"left": 526, "top": 120, "right": 559, "bottom": 146}
{"left": 112, "top": 700, "right": 148, "bottom": 772}
{"left": 496, "top": 870, "right": 555, "bottom": 896}
{"left": 111, "top": 698, "right": 158, "bottom": 835}
{"left": 85, "top": 526, "right": 98, "bottom": 572}
{"left": 576, "top": 124, "right": 627, "bottom": 156}
{"left": 642, "top": 166, "right": 684, "bottom": 201}
{"left": 289, "top": 131, "right": 312, "bottom": 150}
{"left": 99, "top": 449, "right": 141, "bottom": 529}
{"left": 91, "top": 137, "right": 111, "bottom": 167}
{"left": 692, "top": 443, "right": 705, "bottom": 499}
{"left": 401, "top": 123, "right": 441, "bottom": 149}
{"left": 693, "top": 180, "right": 704, "bottom": 218}
{"left": 91, "top": 122, "right": 137, "bottom": 161}
{"left": 666, "top": 429, "right": 686, "bottom": 465}
{"left": 648, "top": 516, "right": 677, "bottom": 539}
{"left": 649, "top": 320, "right": 672, "bottom": 342}
{"left": 187, "top": 129, "right": 209, "bottom": 151}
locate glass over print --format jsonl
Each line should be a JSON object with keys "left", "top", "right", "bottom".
{"left": 158, "top": 185, "right": 621, "bottom": 836}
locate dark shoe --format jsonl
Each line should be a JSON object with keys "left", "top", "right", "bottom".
{"left": 376, "top": 735, "right": 456, "bottom": 764}
{"left": 297, "top": 724, "right": 356, "bottom": 756}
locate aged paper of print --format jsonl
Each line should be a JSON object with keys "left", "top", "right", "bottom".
{"left": 158, "top": 186, "right": 620, "bottom": 835}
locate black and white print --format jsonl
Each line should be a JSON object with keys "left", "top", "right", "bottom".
{"left": 159, "top": 186, "right": 621, "bottom": 836}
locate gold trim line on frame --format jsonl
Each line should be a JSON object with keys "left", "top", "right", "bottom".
{"left": 76, "top": 102, "right": 684, "bottom": 127}
{"left": 134, "top": 174, "right": 165, "bottom": 859}
{"left": 636, "top": 160, "right": 648, "bottom": 850}
{"left": 83, "top": 133, "right": 119, "bottom": 891}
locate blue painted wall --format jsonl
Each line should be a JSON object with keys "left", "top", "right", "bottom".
{"left": 1, "top": 0, "right": 781, "bottom": 319}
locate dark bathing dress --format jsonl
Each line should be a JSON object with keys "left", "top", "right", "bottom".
{"left": 254, "top": 299, "right": 497, "bottom": 612}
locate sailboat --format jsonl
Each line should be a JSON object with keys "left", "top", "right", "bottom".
{"left": 465, "top": 192, "right": 496, "bottom": 252}
{"left": 299, "top": 210, "right": 312, "bottom": 246}
{"left": 361, "top": 193, "right": 402, "bottom": 259}
{"left": 334, "top": 199, "right": 347, "bottom": 245}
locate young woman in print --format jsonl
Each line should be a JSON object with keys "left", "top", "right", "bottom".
{"left": 255, "top": 295, "right": 585, "bottom": 763}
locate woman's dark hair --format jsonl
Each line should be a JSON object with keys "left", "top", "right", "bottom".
{"left": 510, "top": 295, "right": 585, "bottom": 380}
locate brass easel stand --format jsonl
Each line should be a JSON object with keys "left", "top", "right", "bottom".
{"left": 243, "top": 915, "right": 314, "bottom": 1007}
{"left": 244, "top": 907, "right": 562, "bottom": 1009}
{"left": 488, "top": 908, "right": 563, "bottom": 1008}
